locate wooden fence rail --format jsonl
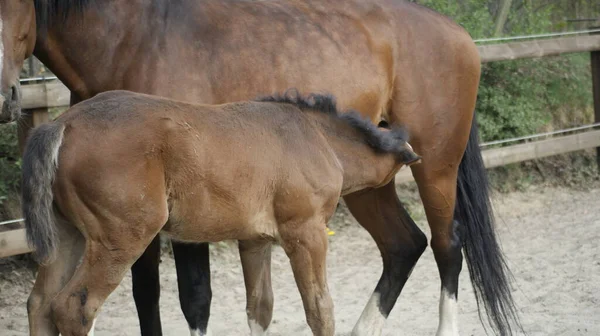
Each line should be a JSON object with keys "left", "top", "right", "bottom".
{"left": 395, "top": 129, "right": 600, "bottom": 183}
{"left": 21, "top": 82, "right": 70, "bottom": 109}
{"left": 478, "top": 34, "right": 600, "bottom": 62}
{"left": 0, "top": 227, "right": 32, "bottom": 258}
{"left": 3, "top": 33, "right": 600, "bottom": 259}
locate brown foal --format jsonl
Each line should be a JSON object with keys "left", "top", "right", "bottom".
{"left": 23, "top": 90, "right": 420, "bottom": 336}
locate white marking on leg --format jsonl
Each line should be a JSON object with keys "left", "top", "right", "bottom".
{"left": 189, "top": 326, "right": 212, "bottom": 336}
{"left": 351, "top": 292, "right": 386, "bottom": 336}
{"left": 248, "top": 319, "right": 268, "bottom": 336}
{"left": 435, "top": 289, "right": 459, "bottom": 336}
{"left": 87, "top": 318, "right": 97, "bottom": 336}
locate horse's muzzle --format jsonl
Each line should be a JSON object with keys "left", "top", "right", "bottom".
{"left": 402, "top": 142, "right": 422, "bottom": 167}
{"left": 405, "top": 157, "right": 422, "bottom": 167}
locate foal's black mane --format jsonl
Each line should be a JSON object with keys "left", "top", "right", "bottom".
{"left": 257, "top": 90, "right": 410, "bottom": 155}
{"left": 33, "top": 0, "right": 94, "bottom": 33}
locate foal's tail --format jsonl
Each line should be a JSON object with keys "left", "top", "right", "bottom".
{"left": 22, "top": 122, "right": 66, "bottom": 264}
{"left": 455, "top": 118, "right": 522, "bottom": 336}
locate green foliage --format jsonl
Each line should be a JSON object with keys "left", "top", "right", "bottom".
{"left": 477, "top": 59, "right": 550, "bottom": 141}
{"left": 0, "top": 123, "right": 21, "bottom": 206}
{"left": 476, "top": 53, "right": 592, "bottom": 142}
{"left": 415, "top": 0, "right": 493, "bottom": 39}
{"left": 409, "top": 0, "right": 599, "bottom": 189}
{"left": 414, "top": 0, "right": 595, "bottom": 142}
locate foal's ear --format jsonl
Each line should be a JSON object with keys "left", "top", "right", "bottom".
{"left": 400, "top": 142, "right": 421, "bottom": 166}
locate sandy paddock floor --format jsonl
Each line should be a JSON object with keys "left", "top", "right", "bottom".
{"left": 0, "top": 186, "right": 599, "bottom": 335}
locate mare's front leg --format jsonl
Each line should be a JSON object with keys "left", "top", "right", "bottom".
{"left": 344, "top": 180, "right": 428, "bottom": 336}
{"left": 172, "top": 242, "right": 213, "bottom": 336}
{"left": 239, "top": 240, "right": 274, "bottom": 335}
{"left": 280, "top": 219, "right": 334, "bottom": 336}
{"left": 131, "top": 236, "right": 163, "bottom": 336}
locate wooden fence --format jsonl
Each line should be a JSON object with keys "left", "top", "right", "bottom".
{"left": 0, "top": 223, "right": 32, "bottom": 258}
{"left": 2, "top": 34, "right": 600, "bottom": 259}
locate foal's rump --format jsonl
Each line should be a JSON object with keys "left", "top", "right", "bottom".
{"left": 21, "top": 92, "right": 176, "bottom": 262}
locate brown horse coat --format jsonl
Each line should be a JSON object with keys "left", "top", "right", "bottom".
{"left": 23, "top": 90, "right": 420, "bottom": 336}
{"left": 1, "top": 1, "right": 520, "bottom": 335}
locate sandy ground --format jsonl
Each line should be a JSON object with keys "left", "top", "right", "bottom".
{"left": 0, "top": 186, "right": 599, "bottom": 336}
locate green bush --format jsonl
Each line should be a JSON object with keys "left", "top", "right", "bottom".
{"left": 0, "top": 123, "right": 21, "bottom": 207}
{"left": 414, "top": 1, "right": 595, "bottom": 143}
{"left": 476, "top": 53, "right": 593, "bottom": 142}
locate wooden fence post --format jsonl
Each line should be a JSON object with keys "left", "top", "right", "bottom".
{"left": 592, "top": 27, "right": 600, "bottom": 172}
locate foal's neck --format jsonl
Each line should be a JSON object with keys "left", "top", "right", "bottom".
{"left": 313, "top": 115, "right": 403, "bottom": 195}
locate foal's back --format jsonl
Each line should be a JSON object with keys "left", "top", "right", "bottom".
{"left": 55, "top": 91, "right": 343, "bottom": 242}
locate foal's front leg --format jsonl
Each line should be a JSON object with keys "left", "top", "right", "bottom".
{"left": 280, "top": 220, "right": 334, "bottom": 336}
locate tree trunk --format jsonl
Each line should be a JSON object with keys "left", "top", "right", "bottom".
{"left": 493, "top": 0, "right": 513, "bottom": 37}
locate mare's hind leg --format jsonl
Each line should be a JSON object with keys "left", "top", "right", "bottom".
{"left": 280, "top": 219, "right": 334, "bottom": 336}
{"left": 344, "top": 181, "right": 427, "bottom": 336}
{"left": 411, "top": 164, "right": 462, "bottom": 336}
{"left": 131, "top": 236, "right": 163, "bottom": 336}
{"left": 28, "top": 218, "right": 85, "bottom": 336}
{"left": 239, "top": 239, "right": 274, "bottom": 335}
{"left": 172, "top": 241, "right": 213, "bottom": 336}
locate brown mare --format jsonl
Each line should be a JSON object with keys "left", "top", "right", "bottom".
{"left": 22, "top": 90, "right": 422, "bottom": 336}
{"left": 1, "top": 1, "right": 520, "bottom": 335}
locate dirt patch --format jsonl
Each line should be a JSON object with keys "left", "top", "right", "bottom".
{"left": 1, "top": 186, "right": 599, "bottom": 335}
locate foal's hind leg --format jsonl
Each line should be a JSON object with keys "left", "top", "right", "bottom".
{"left": 344, "top": 181, "right": 427, "bottom": 336}
{"left": 239, "top": 239, "right": 274, "bottom": 335}
{"left": 28, "top": 218, "right": 85, "bottom": 336}
{"left": 51, "top": 235, "right": 158, "bottom": 336}
{"left": 280, "top": 220, "right": 334, "bottom": 336}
